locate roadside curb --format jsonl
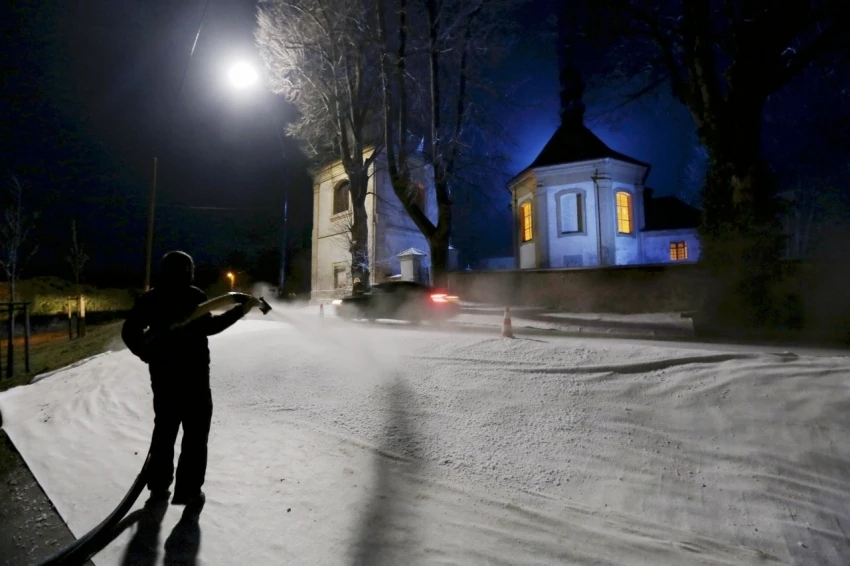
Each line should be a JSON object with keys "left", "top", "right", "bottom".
{"left": 322, "top": 315, "right": 696, "bottom": 343}
{"left": 29, "top": 352, "right": 115, "bottom": 385}
{"left": 449, "top": 320, "right": 693, "bottom": 342}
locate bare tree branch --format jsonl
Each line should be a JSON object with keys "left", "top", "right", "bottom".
{"left": 66, "top": 219, "right": 89, "bottom": 292}
{"left": 375, "top": 0, "right": 525, "bottom": 285}
{"left": 0, "top": 175, "right": 39, "bottom": 304}
{"left": 257, "top": 0, "right": 384, "bottom": 283}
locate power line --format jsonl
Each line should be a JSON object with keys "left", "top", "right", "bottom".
{"left": 74, "top": 196, "right": 280, "bottom": 213}
{"left": 176, "top": 0, "right": 213, "bottom": 100}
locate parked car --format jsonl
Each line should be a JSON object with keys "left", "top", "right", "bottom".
{"left": 332, "top": 281, "right": 460, "bottom": 322}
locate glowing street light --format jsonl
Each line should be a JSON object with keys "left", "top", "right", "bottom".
{"left": 228, "top": 61, "right": 258, "bottom": 89}
{"left": 224, "top": 60, "right": 288, "bottom": 297}
{"left": 227, "top": 271, "right": 235, "bottom": 290}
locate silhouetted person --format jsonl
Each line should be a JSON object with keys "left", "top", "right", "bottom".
{"left": 122, "top": 250, "right": 259, "bottom": 507}
{"left": 352, "top": 278, "right": 365, "bottom": 296}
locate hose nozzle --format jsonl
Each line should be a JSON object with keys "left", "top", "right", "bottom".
{"left": 257, "top": 297, "right": 272, "bottom": 315}
{"left": 228, "top": 292, "right": 272, "bottom": 315}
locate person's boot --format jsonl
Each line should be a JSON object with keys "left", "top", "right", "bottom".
{"left": 171, "top": 490, "right": 205, "bottom": 507}
{"left": 148, "top": 488, "right": 171, "bottom": 504}
{"left": 183, "top": 491, "right": 206, "bottom": 519}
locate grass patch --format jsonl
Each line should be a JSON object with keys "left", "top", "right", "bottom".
{"left": 0, "top": 276, "right": 134, "bottom": 316}
{"left": 0, "top": 322, "right": 124, "bottom": 394}
{"left": 0, "top": 322, "right": 124, "bottom": 475}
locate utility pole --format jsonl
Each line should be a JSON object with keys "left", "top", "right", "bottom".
{"left": 279, "top": 195, "right": 287, "bottom": 295}
{"left": 144, "top": 157, "right": 158, "bottom": 291}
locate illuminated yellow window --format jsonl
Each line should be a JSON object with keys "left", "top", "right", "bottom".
{"left": 616, "top": 191, "right": 632, "bottom": 234}
{"left": 520, "top": 201, "right": 533, "bottom": 242}
{"left": 670, "top": 241, "right": 688, "bottom": 261}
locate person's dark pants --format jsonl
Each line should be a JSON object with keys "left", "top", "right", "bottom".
{"left": 147, "top": 368, "right": 213, "bottom": 497}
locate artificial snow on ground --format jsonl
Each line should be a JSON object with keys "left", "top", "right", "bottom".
{"left": 1, "top": 310, "right": 849, "bottom": 565}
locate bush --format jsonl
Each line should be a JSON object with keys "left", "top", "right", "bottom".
{"left": 0, "top": 277, "right": 134, "bottom": 316}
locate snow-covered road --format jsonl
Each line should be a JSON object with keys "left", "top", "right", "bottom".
{"left": 1, "top": 310, "right": 849, "bottom": 565}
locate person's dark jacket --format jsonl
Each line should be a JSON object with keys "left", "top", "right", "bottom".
{"left": 122, "top": 286, "right": 243, "bottom": 369}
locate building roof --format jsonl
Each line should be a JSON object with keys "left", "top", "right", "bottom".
{"left": 528, "top": 123, "right": 649, "bottom": 170}
{"left": 643, "top": 194, "right": 701, "bottom": 231}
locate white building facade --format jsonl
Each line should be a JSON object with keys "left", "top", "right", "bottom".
{"left": 509, "top": 128, "right": 701, "bottom": 269}
{"left": 310, "top": 151, "right": 438, "bottom": 302}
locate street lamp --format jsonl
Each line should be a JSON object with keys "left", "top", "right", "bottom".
{"left": 142, "top": 13, "right": 263, "bottom": 290}
{"left": 225, "top": 60, "right": 289, "bottom": 297}
{"left": 227, "top": 271, "right": 235, "bottom": 291}
{"left": 228, "top": 61, "right": 259, "bottom": 89}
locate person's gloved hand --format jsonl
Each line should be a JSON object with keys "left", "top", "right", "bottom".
{"left": 241, "top": 296, "right": 262, "bottom": 315}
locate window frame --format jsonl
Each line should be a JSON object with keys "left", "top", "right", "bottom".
{"left": 615, "top": 191, "right": 634, "bottom": 235}
{"left": 555, "top": 188, "right": 587, "bottom": 237}
{"left": 332, "top": 263, "right": 348, "bottom": 289}
{"left": 332, "top": 180, "right": 351, "bottom": 216}
{"left": 669, "top": 241, "right": 688, "bottom": 261}
{"left": 520, "top": 200, "right": 533, "bottom": 243}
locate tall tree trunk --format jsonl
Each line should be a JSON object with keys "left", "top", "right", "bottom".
{"left": 697, "top": 99, "right": 785, "bottom": 332}
{"left": 428, "top": 236, "right": 448, "bottom": 288}
{"left": 348, "top": 168, "right": 371, "bottom": 285}
{"left": 428, "top": 179, "right": 452, "bottom": 288}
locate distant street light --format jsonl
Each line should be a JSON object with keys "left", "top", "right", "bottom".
{"left": 227, "top": 271, "right": 235, "bottom": 290}
{"left": 228, "top": 61, "right": 259, "bottom": 89}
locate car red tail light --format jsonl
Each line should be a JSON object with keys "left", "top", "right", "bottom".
{"left": 431, "top": 293, "right": 448, "bottom": 303}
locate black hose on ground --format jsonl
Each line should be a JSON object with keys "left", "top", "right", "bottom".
{"left": 38, "top": 449, "right": 151, "bottom": 566}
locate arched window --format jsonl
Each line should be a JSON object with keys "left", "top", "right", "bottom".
{"left": 616, "top": 191, "right": 633, "bottom": 234}
{"left": 333, "top": 180, "right": 350, "bottom": 215}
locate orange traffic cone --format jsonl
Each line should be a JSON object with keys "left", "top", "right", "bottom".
{"left": 501, "top": 306, "right": 514, "bottom": 338}
{"left": 319, "top": 303, "right": 324, "bottom": 317}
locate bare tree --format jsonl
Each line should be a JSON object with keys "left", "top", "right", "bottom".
{"left": 257, "top": 0, "right": 384, "bottom": 284}
{"left": 0, "top": 175, "right": 38, "bottom": 305}
{"left": 782, "top": 180, "right": 848, "bottom": 259}
{"left": 66, "top": 219, "right": 89, "bottom": 294}
{"left": 584, "top": 0, "right": 849, "bottom": 330}
{"left": 374, "top": 0, "right": 521, "bottom": 287}
{"left": 0, "top": 176, "right": 38, "bottom": 365}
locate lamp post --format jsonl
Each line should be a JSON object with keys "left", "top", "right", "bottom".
{"left": 142, "top": 59, "right": 286, "bottom": 294}
{"left": 144, "top": 157, "right": 158, "bottom": 291}
{"left": 226, "top": 61, "right": 289, "bottom": 297}
{"left": 227, "top": 271, "right": 235, "bottom": 291}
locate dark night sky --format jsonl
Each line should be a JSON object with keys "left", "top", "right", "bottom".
{"left": 1, "top": 0, "right": 846, "bottom": 283}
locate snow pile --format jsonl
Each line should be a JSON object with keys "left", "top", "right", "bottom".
{"left": 1, "top": 316, "right": 849, "bottom": 565}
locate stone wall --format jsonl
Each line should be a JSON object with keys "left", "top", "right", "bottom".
{"left": 447, "top": 263, "right": 709, "bottom": 313}
{"left": 448, "top": 261, "right": 850, "bottom": 343}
